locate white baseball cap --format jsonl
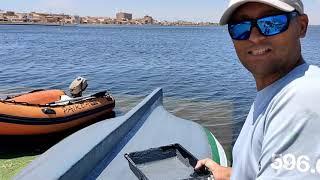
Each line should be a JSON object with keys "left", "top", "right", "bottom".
{"left": 219, "top": 0, "right": 304, "bottom": 25}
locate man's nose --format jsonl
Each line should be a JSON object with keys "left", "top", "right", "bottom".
{"left": 248, "top": 27, "right": 266, "bottom": 43}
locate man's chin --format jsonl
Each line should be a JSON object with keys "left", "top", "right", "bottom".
{"left": 243, "top": 63, "right": 278, "bottom": 77}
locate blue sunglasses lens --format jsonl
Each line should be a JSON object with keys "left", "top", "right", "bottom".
{"left": 228, "top": 12, "right": 295, "bottom": 40}
{"left": 228, "top": 21, "right": 251, "bottom": 40}
{"left": 257, "top": 14, "right": 288, "bottom": 36}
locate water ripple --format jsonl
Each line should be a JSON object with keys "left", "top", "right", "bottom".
{"left": 1, "top": 25, "right": 319, "bottom": 148}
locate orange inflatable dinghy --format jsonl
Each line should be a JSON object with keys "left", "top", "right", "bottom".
{"left": 0, "top": 89, "right": 115, "bottom": 135}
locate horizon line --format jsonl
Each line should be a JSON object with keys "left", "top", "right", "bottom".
{"left": 1, "top": 8, "right": 320, "bottom": 25}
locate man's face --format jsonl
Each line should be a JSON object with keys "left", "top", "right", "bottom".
{"left": 230, "top": 3, "right": 308, "bottom": 79}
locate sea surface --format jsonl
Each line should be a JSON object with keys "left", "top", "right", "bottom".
{"left": 1, "top": 25, "right": 319, "bottom": 150}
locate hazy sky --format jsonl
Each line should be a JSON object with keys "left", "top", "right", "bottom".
{"left": 2, "top": 0, "right": 320, "bottom": 24}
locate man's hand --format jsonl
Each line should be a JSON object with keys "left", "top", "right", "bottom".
{"left": 195, "top": 158, "right": 232, "bottom": 180}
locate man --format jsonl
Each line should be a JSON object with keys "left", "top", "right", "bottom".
{"left": 195, "top": 0, "right": 320, "bottom": 179}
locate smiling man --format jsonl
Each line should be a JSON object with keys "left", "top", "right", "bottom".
{"left": 196, "top": 0, "right": 320, "bottom": 180}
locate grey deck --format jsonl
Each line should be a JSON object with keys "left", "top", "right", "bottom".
{"left": 15, "top": 88, "right": 225, "bottom": 180}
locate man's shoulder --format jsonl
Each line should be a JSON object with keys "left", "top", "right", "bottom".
{"left": 270, "top": 66, "right": 320, "bottom": 111}
{"left": 263, "top": 65, "right": 320, "bottom": 131}
{"left": 255, "top": 64, "right": 320, "bottom": 115}
{"left": 270, "top": 64, "right": 320, "bottom": 109}
{"left": 304, "top": 64, "right": 320, "bottom": 77}
{"left": 288, "top": 64, "right": 320, "bottom": 93}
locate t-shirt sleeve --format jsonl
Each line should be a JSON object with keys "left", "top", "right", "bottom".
{"left": 256, "top": 84, "right": 320, "bottom": 180}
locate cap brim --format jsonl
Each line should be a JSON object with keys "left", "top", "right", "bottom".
{"left": 219, "top": 0, "right": 295, "bottom": 25}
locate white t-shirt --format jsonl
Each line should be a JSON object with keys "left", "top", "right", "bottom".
{"left": 231, "top": 63, "right": 320, "bottom": 180}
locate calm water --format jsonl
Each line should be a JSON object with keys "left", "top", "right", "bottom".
{"left": 1, "top": 25, "right": 319, "bottom": 149}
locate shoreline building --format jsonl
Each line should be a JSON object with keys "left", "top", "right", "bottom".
{"left": 116, "top": 12, "right": 132, "bottom": 21}
{"left": 0, "top": 10, "right": 6, "bottom": 22}
{"left": 142, "top": 15, "right": 154, "bottom": 24}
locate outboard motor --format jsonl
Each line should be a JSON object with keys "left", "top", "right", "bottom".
{"left": 69, "top": 77, "right": 88, "bottom": 98}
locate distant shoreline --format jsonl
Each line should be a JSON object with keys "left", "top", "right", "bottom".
{"left": 1, "top": 22, "right": 318, "bottom": 27}
{"left": 0, "top": 22, "right": 73, "bottom": 26}
{"left": 0, "top": 22, "right": 221, "bottom": 27}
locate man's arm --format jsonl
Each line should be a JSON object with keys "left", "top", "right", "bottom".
{"left": 257, "top": 85, "right": 320, "bottom": 180}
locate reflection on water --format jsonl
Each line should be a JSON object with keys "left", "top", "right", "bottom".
{"left": 0, "top": 88, "right": 237, "bottom": 153}
{"left": 114, "top": 94, "right": 239, "bottom": 152}
{"left": 1, "top": 25, "right": 319, "bottom": 156}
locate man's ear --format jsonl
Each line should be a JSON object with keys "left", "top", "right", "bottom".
{"left": 298, "top": 14, "right": 309, "bottom": 38}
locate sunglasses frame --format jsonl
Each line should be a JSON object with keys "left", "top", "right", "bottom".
{"left": 228, "top": 11, "right": 299, "bottom": 40}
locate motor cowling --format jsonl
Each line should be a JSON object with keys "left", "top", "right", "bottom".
{"left": 69, "top": 77, "right": 88, "bottom": 97}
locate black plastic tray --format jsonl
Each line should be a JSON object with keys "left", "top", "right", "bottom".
{"left": 124, "top": 143, "right": 211, "bottom": 180}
